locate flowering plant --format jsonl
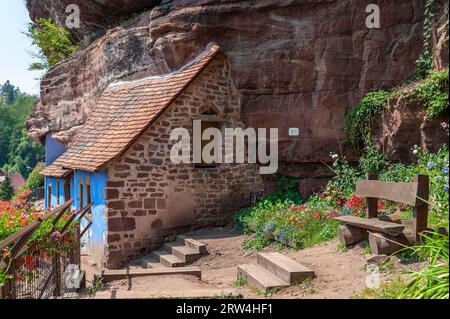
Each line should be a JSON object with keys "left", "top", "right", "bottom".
{"left": 1, "top": 191, "right": 79, "bottom": 287}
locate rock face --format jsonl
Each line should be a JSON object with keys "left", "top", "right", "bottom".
{"left": 432, "top": 0, "right": 449, "bottom": 71}
{"left": 374, "top": 101, "right": 449, "bottom": 164}
{"left": 26, "top": 1, "right": 425, "bottom": 174}
{"left": 26, "top": 0, "right": 160, "bottom": 42}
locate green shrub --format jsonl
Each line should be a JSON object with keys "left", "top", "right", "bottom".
{"left": 358, "top": 142, "right": 388, "bottom": 176}
{"left": 25, "top": 163, "right": 45, "bottom": 191}
{"left": 344, "top": 90, "right": 392, "bottom": 150}
{"left": 402, "top": 69, "right": 449, "bottom": 118}
{"left": 25, "top": 18, "right": 78, "bottom": 71}
{"left": 0, "top": 175, "right": 14, "bottom": 201}
{"left": 326, "top": 153, "right": 362, "bottom": 197}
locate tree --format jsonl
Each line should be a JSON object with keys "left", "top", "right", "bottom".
{"left": 0, "top": 81, "right": 44, "bottom": 178}
{"left": 0, "top": 175, "right": 14, "bottom": 201}
{"left": 0, "top": 80, "right": 20, "bottom": 105}
{"left": 25, "top": 18, "right": 78, "bottom": 71}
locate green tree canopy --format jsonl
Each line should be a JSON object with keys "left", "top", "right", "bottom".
{"left": 0, "top": 175, "right": 14, "bottom": 201}
{"left": 0, "top": 81, "right": 44, "bottom": 178}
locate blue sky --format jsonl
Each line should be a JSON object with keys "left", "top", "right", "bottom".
{"left": 0, "top": 0, "right": 43, "bottom": 95}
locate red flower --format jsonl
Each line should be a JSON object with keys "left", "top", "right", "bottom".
{"left": 313, "top": 211, "right": 322, "bottom": 220}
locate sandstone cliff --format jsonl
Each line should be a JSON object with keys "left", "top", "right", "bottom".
{"left": 26, "top": 0, "right": 427, "bottom": 174}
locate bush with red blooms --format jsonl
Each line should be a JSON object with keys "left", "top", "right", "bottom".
{"left": 1, "top": 190, "right": 79, "bottom": 286}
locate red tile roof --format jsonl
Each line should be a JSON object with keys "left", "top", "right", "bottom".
{"left": 42, "top": 44, "right": 221, "bottom": 176}
{"left": 10, "top": 173, "right": 26, "bottom": 192}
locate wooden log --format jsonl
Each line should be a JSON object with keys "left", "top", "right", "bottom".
{"left": 368, "top": 232, "right": 412, "bottom": 255}
{"left": 378, "top": 213, "right": 402, "bottom": 224}
{"left": 335, "top": 215, "right": 404, "bottom": 236}
{"left": 338, "top": 225, "right": 367, "bottom": 246}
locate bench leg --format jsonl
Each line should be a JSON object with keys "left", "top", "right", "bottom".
{"left": 368, "top": 232, "right": 412, "bottom": 255}
{"left": 338, "top": 225, "right": 367, "bottom": 246}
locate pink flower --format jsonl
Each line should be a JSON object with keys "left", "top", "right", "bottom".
{"left": 441, "top": 122, "right": 449, "bottom": 130}
{"left": 51, "top": 231, "right": 62, "bottom": 238}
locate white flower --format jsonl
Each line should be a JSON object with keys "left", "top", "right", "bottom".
{"left": 331, "top": 153, "right": 339, "bottom": 160}
{"left": 412, "top": 149, "right": 419, "bottom": 155}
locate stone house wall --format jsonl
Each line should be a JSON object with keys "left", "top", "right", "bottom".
{"left": 104, "top": 56, "right": 271, "bottom": 269}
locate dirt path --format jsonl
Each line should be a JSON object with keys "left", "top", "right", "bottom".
{"left": 81, "top": 227, "right": 419, "bottom": 299}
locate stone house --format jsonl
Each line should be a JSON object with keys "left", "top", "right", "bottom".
{"left": 41, "top": 45, "right": 270, "bottom": 268}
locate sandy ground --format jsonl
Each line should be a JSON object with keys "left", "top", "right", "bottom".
{"left": 78, "top": 227, "right": 422, "bottom": 299}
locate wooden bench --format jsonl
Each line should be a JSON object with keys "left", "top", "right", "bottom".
{"left": 334, "top": 174, "right": 429, "bottom": 255}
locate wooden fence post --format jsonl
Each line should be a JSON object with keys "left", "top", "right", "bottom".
{"left": 52, "top": 254, "right": 61, "bottom": 298}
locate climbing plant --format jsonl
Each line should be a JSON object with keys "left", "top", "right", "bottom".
{"left": 412, "top": 0, "right": 435, "bottom": 80}
{"left": 344, "top": 90, "right": 392, "bottom": 150}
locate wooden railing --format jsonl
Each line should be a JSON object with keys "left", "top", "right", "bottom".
{"left": 0, "top": 200, "right": 93, "bottom": 299}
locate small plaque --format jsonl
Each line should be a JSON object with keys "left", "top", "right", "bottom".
{"left": 289, "top": 128, "right": 299, "bottom": 136}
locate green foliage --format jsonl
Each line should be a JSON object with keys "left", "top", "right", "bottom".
{"left": 326, "top": 153, "right": 362, "bottom": 197}
{"left": 232, "top": 277, "right": 247, "bottom": 287}
{"left": 401, "top": 68, "right": 449, "bottom": 118}
{"left": 25, "top": 163, "right": 45, "bottom": 191}
{"left": 353, "top": 277, "right": 407, "bottom": 299}
{"left": 0, "top": 81, "right": 44, "bottom": 178}
{"left": 344, "top": 90, "right": 392, "bottom": 150}
{"left": 345, "top": 67, "right": 448, "bottom": 151}
{"left": 25, "top": 18, "right": 78, "bottom": 71}
{"left": 358, "top": 142, "right": 388, "bottom": 175}
{"left": 399, "top": 233, "right": 449, "bottom": 299}
{"left": 362, "top": 233, "right": 449, "bottom": 299}
{"left": 411, "top": 0, "right": 434, "bottom": 80}
{"left": 235, "top": 177, "right": 338, "bottom": 251}
{"left": 0, "top": 175, "right": 14, "bottom": 201}
{"left": 87, "top": 277, "right": 104, "bottom": 296}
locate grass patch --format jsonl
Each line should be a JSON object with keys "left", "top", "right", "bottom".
{"left": 353, "top": 277, "right": 407, "bottom": 299}
{"left": 336, "top": 243, "right": 349, "bottom": 253}
{"left": 232, "top": 276, "right": 247, "bottom": 287}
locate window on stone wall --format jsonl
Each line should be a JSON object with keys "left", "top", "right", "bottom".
{"left": 195, "top": 120, "right": 221, "bottom": 167}
{"left": 56, "top": 178, "right": 60, "bottom": 206}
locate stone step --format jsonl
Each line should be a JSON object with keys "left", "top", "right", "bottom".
{"left": 237, "top": 264, "right": 289, "bottom": 291}
{"left": 165, "top": 243, "right": 199, "bottom": 263}
{"left": 96, "top": 267, "right": 201, "bottom": 283}
{"left": 178, "top": 235, "right": 207, "bottom": 254}
{"left": 139, "top": 255, "right": 163, "bottom": 269}
{"left": 256, "top": 252, "right": 315, "bottom": 284}
{"left": 155, "top": 251, "right": 187, "bottom": 268}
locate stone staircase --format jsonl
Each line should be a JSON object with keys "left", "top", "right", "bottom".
{"left": 237, "top": 252, "right": 315, "bottom": 291}
{"left": 97, "top": 235, "right": 207, "bottom": 283}
{"left": 141, "top": 235, "right": 207, "bottom": 268}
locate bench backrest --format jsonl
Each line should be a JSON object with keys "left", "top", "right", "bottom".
{"left": 356, "top": 174, "right": 429, "bottom": 241}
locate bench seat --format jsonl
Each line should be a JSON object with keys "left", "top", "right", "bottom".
{"left": 334, "top": 215, "right": 405, "bottom": 236}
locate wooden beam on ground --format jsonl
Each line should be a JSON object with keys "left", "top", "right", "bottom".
{"left": 97, "top": 267, "right": 202, "bottom": 283}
